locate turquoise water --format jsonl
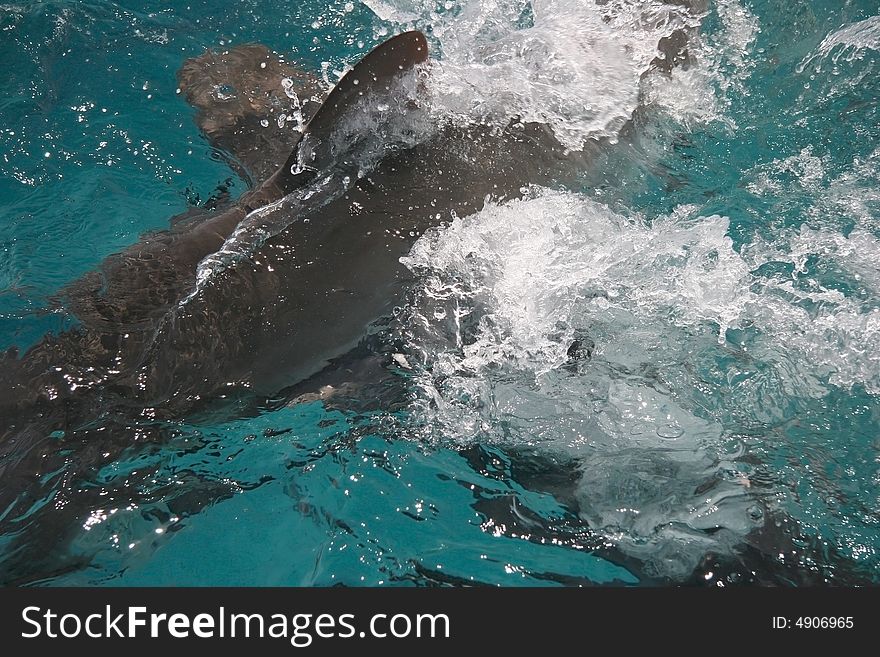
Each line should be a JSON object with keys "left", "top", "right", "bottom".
{"left": 2, "top": 0, "right": 880, "bottom": 585}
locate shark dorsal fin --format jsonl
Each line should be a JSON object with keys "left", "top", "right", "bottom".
{"left": 262, "top": 30, "right": 429, "bottom": 198}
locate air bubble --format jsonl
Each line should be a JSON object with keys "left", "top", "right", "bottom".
{"left": 657, "top": 424, "right": 684, "bottom": 439}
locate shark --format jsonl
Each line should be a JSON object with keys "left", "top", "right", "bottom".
{"left": 0, "top": 29, "right": 606, "bottom": 582}
{"left": 1, "top": 20, "right": 850, "bottom": 586}
{"left": 0, "top": 30, "right": 590, "bottom": 420}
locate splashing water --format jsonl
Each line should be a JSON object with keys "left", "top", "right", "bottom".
{"left": 365, "top": 0, "right": 706, "bottom": 148}
{"left": 2, "top": 0, "right": 880, "bottom": 585}
{"left": 802, "top": 14, "right": 880, "bottom": 69}
{"left": 390, "top": 192, "right": 751, "bottom": 574}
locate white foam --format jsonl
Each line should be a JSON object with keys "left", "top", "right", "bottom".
{"left": 745, "top": 225, "right": 880, "bottom": 394}
{"left": 713, "top": 0, "right": 760, "bottom": 81}
{"left": 397, "top": 185, "right": 880, "bottom": 575}
{"left": 401, "top": 189, "right": 752, "bottom": 442}
{"left": 825, "top": 146, "right": 880, "bottom": 233}
{"left": 362, "top": 0, "right": 424, "bottom": 23}
{"left": 745, "top": 146, "right": 828, "bottom": 197}
{"left": 363, "top": 0, "right": 708, "bottom": 148}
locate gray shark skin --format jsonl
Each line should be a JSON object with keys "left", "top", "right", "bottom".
{"left": 0, "top": 32, "right": 431, "bottom": 420}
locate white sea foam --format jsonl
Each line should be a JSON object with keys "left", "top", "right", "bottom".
{"left": 401, "top": 189, "right": 750, "bottom": 444}
{"left": 397, "top": 184, "right": 880, "bottom": 575}
{"left": 744, "top": 224, "right": 880, "bottom": 395}
{"left": 363, "top": 0, "right": 713, "bottom": 148}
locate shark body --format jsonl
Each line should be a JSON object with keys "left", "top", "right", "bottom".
{"left": 2, "top": 22, "right": 842, "bottom": 587}
{"left": 0, "top": 32, "right": 604, "bottom": 581}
